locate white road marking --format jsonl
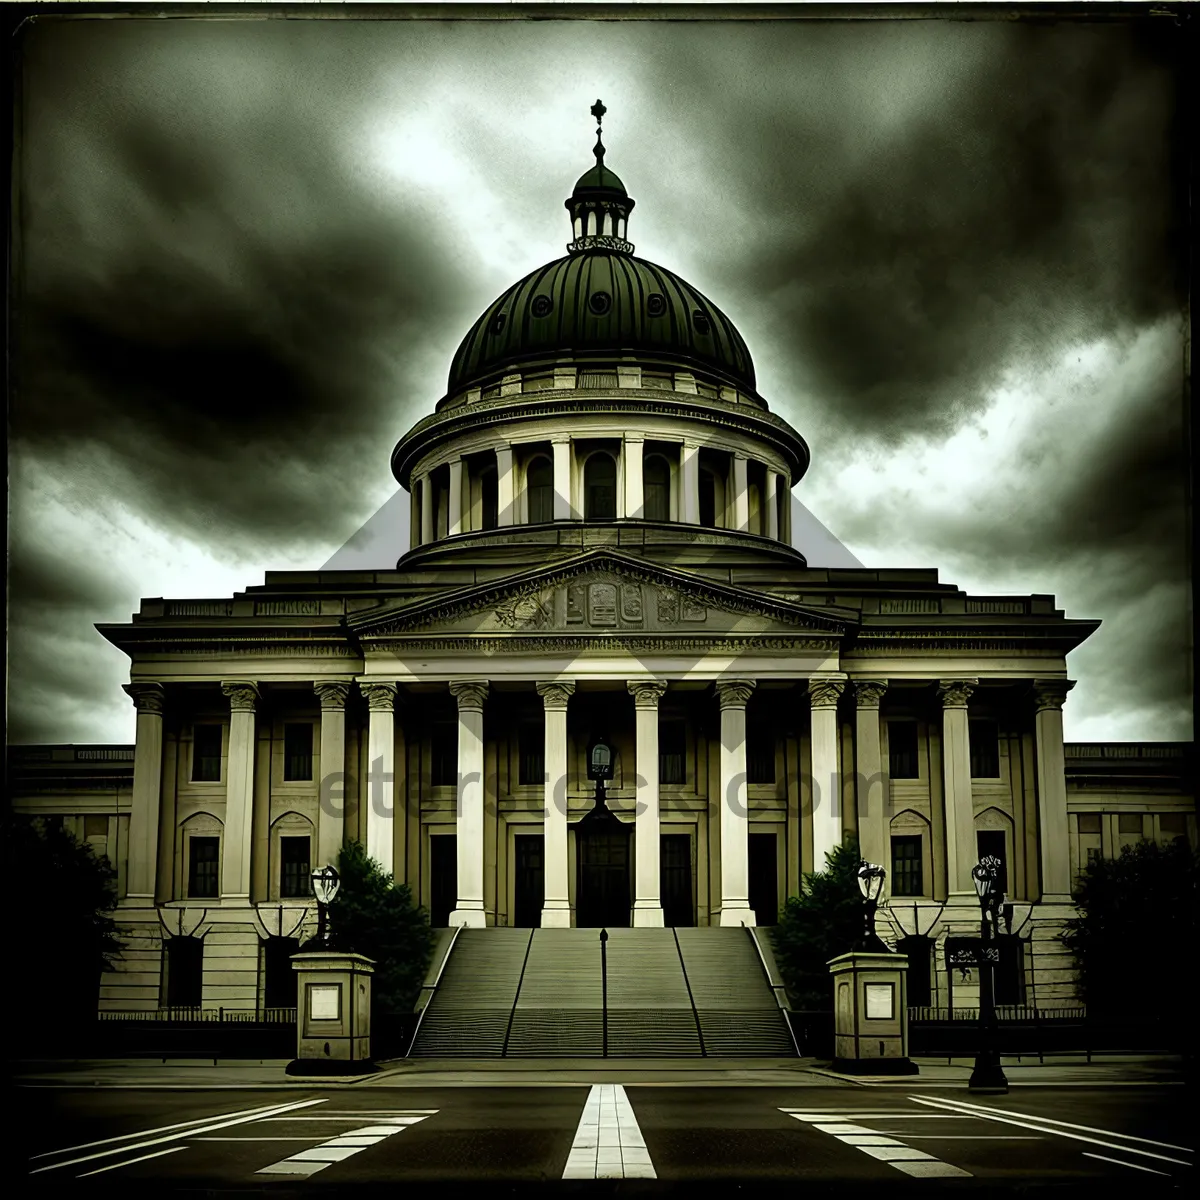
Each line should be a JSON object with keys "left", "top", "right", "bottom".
{"left": 30, "top": 1098, "right": 328, "bottom": 1175}
{"left": 784, "top": 1111, "right": 972, "bottom": 1179}
{"left": 908, "top": 1097, "right": 1193, "bottom": 1166}
{"left": 255, "top": 1112, "right": 434, "bottom": 1177}
{"left": 75, "top": 1146, "right": 188, "bottom": 1178}
{"left": 562, "top": 1084, "right": 656, "bottom": 1180}
{"left": 1084, "top": 1153, "right": 1171, "bottom": 1176}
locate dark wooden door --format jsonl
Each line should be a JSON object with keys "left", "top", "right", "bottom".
{"left": 263, "top": 937, "right": 300, "bottom": 1010}
{"left": 660, "top": 834, "right": 694, "bottom": 927}
{"left": 430, "top": 835, "right": 457, "bottom": 928}
{"left": 749, "top": 832, "right": 779, "bottom": 926}
{"left": 576, "top": 829, "right": 631, "bottom": 928}
{"left": 514, "top": 834, "right": 544, "bottom": 928}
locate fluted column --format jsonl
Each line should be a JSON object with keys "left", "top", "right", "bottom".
{"left": 853, "top": 680, "right": 889, "bottom": 889}
{"left": 766, "top": 471, "right": 780, "bottom": 541}
{"left": 716, "top": 678, "right": 756, "bottom": 926}
{"left": 360, "top": 682, "right": 397, "bottom": 876}
{"left": 624, "top": 434, "right": 644, "bottom": 519}
{"left": 123, "top": 683, "right": 165, "bottom": 901}
{"left": 552, "top": 436, "right": 572, "bottom": 521}
{"left": 938, "top": 679, "right": 979, "bottom": 899}
{"left": 314, "top": 682, "right": 350, "bottom": 870}
{"left": 536, "top": 680, "right": 575, "bottom": 928}
{"left": 448, "top": 457, "right": 464, "bottom": 535}
{"left": 808, "top": 676, "right": 846, "bottom": 872}
{"left": 420, "top": 475, "right": 434, "bottom": 545}
{"left": 450, "top": 680, "right": 489, "bottom": 927}
{"left": 682, "top": 441, "right": 700, "bottom": 524}
{"left": 219, "top": 681, "right": 259, "bottom": 901}
{"left": 733, "top": 454, "right": 750, "bottom": 532}
{"left": 1033, "top": 679, "right": 1076, "bottom": 902}
{"left": 629, "top": 679, "right": 668, "bottom": 927}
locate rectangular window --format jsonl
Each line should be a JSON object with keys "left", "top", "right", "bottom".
{"left": 976, "top": 830, "right": 1008, "bottom": 893}
{"left": 83, "top": 815, "right": 109, "bottom": 838}
{"left": 283, "top": 723, "right": 314, "bottom": 782}
{"left": 891, "top": 835, "right": 923, "bottom": 897}
{"left": 431, "top": 722, "right": 458, "bottom": 787}
{"left": 888, "top": 721, "right": 919, "bottom": 779}
{"left": 1159, "top": 812, "right": 1187, "bottom": 839}
{"left": 747, "top": 722, "right": 776, "bottom": 785}
{"left": 969, "top": 720, "right": 1000, "bottom": 778}
{"left": 1077, "top": 814, "right": 1102, "bottom": 834}
{"left": 280, "top": 836, "right": 312, "bottom": 898}
{"left": 1085, "top": 846, "right": 1103, "bottom": 867}
{"left": 1118, "top": 813, "right": 1143, "bottom": 835}
{"left": 192, "top": 724, "right": 222, "bottom": 782}
{"left": 518, "top": 720, "right": 544, "bottom": 787}
{"left": 659, "top": 720, "right": 686, "bottom": 786}
{"left": 188, "top": 836, "right": 220, "bottom": 898}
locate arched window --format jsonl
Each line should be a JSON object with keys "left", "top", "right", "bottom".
{"left": 699, "top": 466, "right": 719, "bottom": 528}
{"left": 586, "top": 211, "right": 597, "bottom": 237}
{"left": 584, "top": 453, "right": 617, "bottom": 520}
{"left": 480, "top": 464, "right": 498, "bottom": 531}
{"left": 527, "top": 456, "right": 554, "bottom": 524}
{"left": 644, "top": 455, "right": 670, "bottom": 522}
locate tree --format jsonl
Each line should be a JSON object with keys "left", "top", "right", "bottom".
{"left": 1061, "top": 837, "right": 1199, "bottom": 1018}
{"left": 770, "top": 838, "right": 864, "bottom": 1010}
{"left": 324, "top": 841, "right": 436, "bottom": 1021}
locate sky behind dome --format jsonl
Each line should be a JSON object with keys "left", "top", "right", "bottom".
{"left": 8, "top": 11, "right": 1191, "bottom": 746}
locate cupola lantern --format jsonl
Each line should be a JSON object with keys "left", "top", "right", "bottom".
{"left": 565, "top": 99, "right": 635, "bottom": 255}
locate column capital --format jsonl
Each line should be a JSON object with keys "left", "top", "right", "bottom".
{"left": 853, "top": 679, "right": 888, "bottom": 709}
{"left": 550, "top": 433, "right": 571, "bottom": 444}
{"left": 623, "top": 432, "right": 645, "bottom": 443}
{"left": 1031, "top": 678, "right": 1076, "bottom": 712}
{"left": 807, "top": 676, "right": 846, "bottom": 709}
{"left": 536, "top": 679, "right": 576, "bottom": 710}
{"left": 715, "top": 678, "right": 756, "bottom": 709}
{"left": 313, "top": 680, "right": 351, "bottom": 711}
{"left": 449, "top": 679, "right": 489, "bottom": 710}
{"left": 123, "top": 682, "right": 165, "bottom": 715}
{"left": 360, "top": 680, "right": 398, "bottom": 712}
{"left": 220, "top": 680, "right": 260, "bottom": 712}
{"left": 627, "top": 679, "right": 668, "bottom": 708}
{"left": 936, "top": 678, "right": 979, "bottom": 709}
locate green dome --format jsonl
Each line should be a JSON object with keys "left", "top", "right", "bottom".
{"left": 447, "top": 251, "right": 757, "bottom": 395}
{"left": 572, "top": 162, "right": 627, "bottom": 194}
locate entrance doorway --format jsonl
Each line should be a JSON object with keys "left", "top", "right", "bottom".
{"left": 263, "top": 937, "right": 300, "bottom": 1010}
{"left": 749, "top": 832, "right": 779, "bottom": 926}
{"left": 661, "top": 834, "right": 694, "bottom": 927}
{"left": 513, "top": 834, "right": 544, "bottom": 928}
{"left": 575, "top": 824, "right": 632, "bottom": 928}
{"left": 430, "top": 835, "right": 457, "bottom": 928}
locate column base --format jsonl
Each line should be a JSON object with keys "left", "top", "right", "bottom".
{"left": 450, "top": 907, "right": 487, "bottom": 929}
{"left": 632, "top": 904, "right": 664, "bottom": 928}
{"left": 719, "top": 906, "right": 757, "bottom": 928}
{"left": 541, "top": 905, "right": 572, "bottom": 929}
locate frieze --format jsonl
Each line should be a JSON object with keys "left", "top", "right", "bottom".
{"left": 371, "top": 635, "right": 840, "bottom": 655}
{"left": 121, "top": 640, "right": 358, "bottom": 658}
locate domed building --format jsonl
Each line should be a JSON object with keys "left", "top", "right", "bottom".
{"left": 10, "top": 106, "right": 1194, "bottom": 1057}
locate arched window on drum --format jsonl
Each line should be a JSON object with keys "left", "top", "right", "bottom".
{"left": 584, "top": 452, "right": 617, "bottom": 520}
{"left": 644, "top": 454, "right": 670, "bottom": 522}
{"left": 527, "top": 456, "right": 554, "bottom": 525}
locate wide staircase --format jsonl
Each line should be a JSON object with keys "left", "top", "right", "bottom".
{"left": 409, "top": 926, "right": 795, "bottom": 1058}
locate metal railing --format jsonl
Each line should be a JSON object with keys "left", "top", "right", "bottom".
{"left": 746, "top": 926, "right": 800, "bottom": 1057}
{"left": 406, "top": 924, "right": 462, "bottom": 1056}
{"left": 98, "top": 1007, "right": 297, "bottom": 1024}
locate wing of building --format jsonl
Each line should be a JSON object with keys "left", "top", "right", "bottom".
{"left": 10, "top": 110, "right": 1195, "bottom": 1046}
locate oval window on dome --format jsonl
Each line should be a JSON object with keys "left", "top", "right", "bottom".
{"left": 589, "top": 291, "right": 612, "bottom": 317}
{"left": 647, "top": 293, "right": 666, "bottom": 318}
{"left": 692, "top": 309, "right": 711, "bottom": 335}
{"left": 491, "top": 312, "right": 507, "bottom": 336}
{"left": 531, "top": 295, "right": 553, "bottom": 319}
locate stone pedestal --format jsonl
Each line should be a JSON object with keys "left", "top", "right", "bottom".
{"left": 287, "top": 951, "right": 376, "bottom": 1076}
{"left": 828, "top": 950, "right": 919, "bottom": 1075}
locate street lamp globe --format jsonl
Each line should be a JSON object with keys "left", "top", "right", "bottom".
{"left": 856, "top": 861, "right": 887, "bottom": 904}
{"left": 587, "top": 738, "right": 615, "bottom": 782}
{"left": 311, "top": 864, "right": 340, "bottom": 907}
{"left": 971, "top": 855, "right": 1001, "bottom": 903}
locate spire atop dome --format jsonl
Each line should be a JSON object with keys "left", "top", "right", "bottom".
{"left": 565, "top": 99, "right": 635, "bottom": 255}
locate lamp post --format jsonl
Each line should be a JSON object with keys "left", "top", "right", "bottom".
{"left": 310, "top": 864, "right": 341, "bottom": 948}
{"left": 856, "top": 861, "right": 888, "bottom": 952}
{"left": 968, "top": 854, "right": 1009, "bottom": 1094}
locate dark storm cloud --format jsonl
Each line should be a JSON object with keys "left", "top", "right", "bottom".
{"left": 14, "top": 19, "right": 472, "bottom": 551}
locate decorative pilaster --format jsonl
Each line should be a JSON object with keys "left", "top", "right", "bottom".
{"left": 938, "top": 679, "right": 979, "bottom": 900}
{"left": 552, "top": 436, "right": 572, "bottom": 521}
{"left": 449, "top": 680, "right": 489, "bottom": 927}
{"left": 681, "top": 441, "right": 700, "bottom": 524}
{"left": 853, "top": 680, "right": 889, "bottom": 892}
{"left": 420, "top": 474, "right": 435, "bottom": 545}
{"left": 220, "top": 681, "right": 259, "bottom": 902}
{"left": 360, "top": 682, "right": 397, "bottom": 877}
{"left": 628, "top": 679, "right": 668, "bottom": 927}
{"left": 448, "top": 457, "right": 464, "bottom": 535}
{"left": 733, "top": 454, "right": 750, "bottom": 532}
{"left": 314, "top": 682, "right": 350, "bottom": 871}
{"left": 536, "top": 680, "right": 575, "bottom": 928}
{"left": 809, "top": 676, "right": 847, "bottom": 873}
{"left": 766, "top": 471, "right": 780, "bottom": 541}
{"left": 1032, "top": 679, "right": 1076, "bottom": 902}
{"left": 624, "top": 435, "right": 644, "bottom": 520}
{"left": 715, "top": 678, "right": 756, "bottom": 926}
{"left": 123, "top": 683, "right": 165, "bottom": 902}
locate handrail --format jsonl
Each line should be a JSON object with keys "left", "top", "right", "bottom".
{"left": 746, "top": 926, "right": 801, "bottom": 1058}
{"left": 501, "top": 929, "right": 536, "bottom": 1058}
{"left": 672, "top": 927, "right": 707, "bottom": 1057}
{"left": 406, "top": 924, "right": 462, "bottom": 1057}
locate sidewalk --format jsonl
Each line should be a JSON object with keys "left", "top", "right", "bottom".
{"left": 11, "top": 1054, "right": 1187, "bottom": 1090}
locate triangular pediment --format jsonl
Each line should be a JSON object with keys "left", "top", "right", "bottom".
{"left": 351, "top": 550, "right": 849, "bottom": 640}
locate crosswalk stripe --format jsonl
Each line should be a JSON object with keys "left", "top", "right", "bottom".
{"left": 783, "top": 1110, "right": 973, "bottom": 1178}
{"left": 563, "top": 1084, "right": 656, "bottom": 1180}
{"left": 255, "top": 1114, "right": 435, "bottom": 1177}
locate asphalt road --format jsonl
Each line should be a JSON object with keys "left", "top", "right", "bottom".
{"left": 20, "top": 1085, "right": 1194, "bottom": 1195}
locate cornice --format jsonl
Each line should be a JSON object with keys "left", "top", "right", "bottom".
{"left": 369, "top": 635, "right": 840, "bottom": 656}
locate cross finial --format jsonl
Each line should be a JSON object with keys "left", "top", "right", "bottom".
{"left": 591, "top": 99, "right": 607, "bottom": 126}
{"left": 590, "top": 99, "right": 607, "bottom": 164}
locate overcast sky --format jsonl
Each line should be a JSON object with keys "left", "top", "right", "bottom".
{"left": 9, "top": 12, "right": 1190, "bottom": 746}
